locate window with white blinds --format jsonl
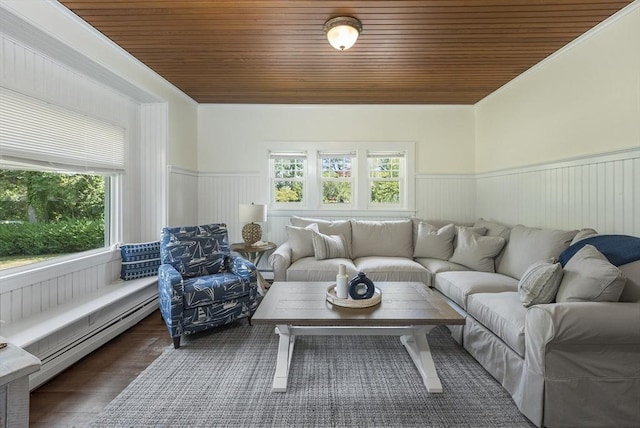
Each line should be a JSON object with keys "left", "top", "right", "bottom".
{"left": 0, "top": 87, "right": 125, "bottom": 173}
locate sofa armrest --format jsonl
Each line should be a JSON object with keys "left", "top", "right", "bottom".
{"left": 269, "top": 242, "right": 292, "bottom": 282}
{"left": 525, "top": 301, "right": 640, "bottom": 375}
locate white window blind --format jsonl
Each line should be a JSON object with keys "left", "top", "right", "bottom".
{"left": 0, "top": 87, "right": 125, "bottom": 173}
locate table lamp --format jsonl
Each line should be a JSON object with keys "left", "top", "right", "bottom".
{"left": 239, "top": 203, "right": 267, "bottom": 246}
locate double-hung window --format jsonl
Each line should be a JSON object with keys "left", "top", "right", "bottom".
{"left": 267, "top": 143, "right": 413, "bottom": 212}
{"left": 270, "top": 151, "right": 306, "bottom": 206}
{"left": 319, "top": 151, "right": 355, "bottom": 206}
{"left": 368, "top": 151, "right": 404, "bottom": 207}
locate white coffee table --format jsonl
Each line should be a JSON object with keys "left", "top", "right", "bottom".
{"left": 252, "top": 281, "right": 465, "bottom": 393}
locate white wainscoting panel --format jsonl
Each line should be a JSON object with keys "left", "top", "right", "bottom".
{"left": 168, "top": 166, "right": 199, "bottom": 227}
{"left": 415, "top": 175, "right": 477, "bottom": 223}
{"left": 0, "top": 250, "right": 120, "bottom": 328}
{"left": 476, "top": 149, "right": 640, "bottom": 236}
{"left": 197, "top": 173, "right": 265, "bottom": 244}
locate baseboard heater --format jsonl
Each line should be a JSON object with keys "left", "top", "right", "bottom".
{"left": 30, "top": 295, "right": 159, "bottom": 390}
{"left": 0, "top": 277, "right": 160, "bottom": 391}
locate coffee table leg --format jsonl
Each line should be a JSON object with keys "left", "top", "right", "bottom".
{"left": 273, "top": 325, "right": 295, "bottom": 392}
{"left": 400, "top": 326, "right": 443, "bottom": 393}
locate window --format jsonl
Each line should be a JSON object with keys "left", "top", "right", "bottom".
{"left": 266, "top": 143, "right": 414, "bottom": 212}
{"left": 0, "top": 169, "right": 108, "bottom": 270}
{"left": 270, "top": 152, "right": 306, "bottom": 205}
{"left": 319, "top": 152, "right": 355, "bottom": 206}
{"left": 0, "top": 88, "right": 124, "bottom": 271}
{"left": 368, "top": 152, "right": 404, "bottom": 206}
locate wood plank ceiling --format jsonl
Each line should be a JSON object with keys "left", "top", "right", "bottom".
{"left": 58, "top": 1, "right": 632, "bottom": 105}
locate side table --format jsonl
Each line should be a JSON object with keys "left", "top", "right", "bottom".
{"left": 230, "top": 242, "right": 277, "bottom": 266}
{"left": 231, "top": 242, "right": 277, "bottom": 294}
{"left": 0, "top": 338, "right": 41, "bottom": 427}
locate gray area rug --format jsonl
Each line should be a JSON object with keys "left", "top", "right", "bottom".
{"left": 91, "top": 324, "right": 535, "bottom": 427}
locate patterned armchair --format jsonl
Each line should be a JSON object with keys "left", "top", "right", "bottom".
{"left": 159, "top": 223, "right": 259, "bottom": 348}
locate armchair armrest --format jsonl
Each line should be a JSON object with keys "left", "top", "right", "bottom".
{"left": 158, "top": 263, "right": 184, "bottom": 334}
{"left": 226, "top": 255, "right": 257, "bottom": 283}
{"left": 269, "top": 242, "right": 292, "bottom": 282}
{"left": 525, "top": 301, "right": 640, "bottom": 375}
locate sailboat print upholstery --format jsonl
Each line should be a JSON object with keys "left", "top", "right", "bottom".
{"left": 159, "top": 223, "right": 258, "bottom": 348}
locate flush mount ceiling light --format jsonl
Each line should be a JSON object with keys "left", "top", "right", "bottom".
{"left": 323, "top": 16, "right": 362, "bottom": 51}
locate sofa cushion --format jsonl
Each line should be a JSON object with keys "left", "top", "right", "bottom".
{"left": 518, "top": 261, "right": 564, "bottom": 307}
{"left": 474, "top": 218, "right": 512, "bottom": 268}
{"left": 290, "top": 216, "right": 352, "bottom": 256}
{"left": 413, "top": 222, "right": 455, "bottom": 259}
{"left": 353, "top": 256, "right": 430, "bottom": 283}
{"left": 467, "top": 292, "right": 527, "bottom": 357}
{"left": 556, "top": 244, "right": 626, "bottom": 303}
{"left": 415, "top": 258, "right": 469, "bottom": 274}
{"left": 571, "top": 228, "right": 598, "bottom": 245}
{"left": 286, "top": 223, "right": 319, "bottom": 262}
{"left": 351, "top": 219, "right": 413, "bottom": 258}
{"left": 434, "top": 271, "right": 519, "bottom": 310}
{"left": 497, "top": 225, "right": 578, "bottom": 280}
{"left": 160, "top": 224, "right": 229, "bottom": 278}
{"left": 286, "top": 257, "right": 358, "bottom": 282}
{"left": 312, "top": 231, "right": 348, "bottom": 260}
{"left": 619, "top": 260, "right": 640, "bottom": 302}
{"left": 449, "top": 227, "right": 505, "bottom": 273}
{"left": 183, "top": 272, "right": 251, "bottom": 310}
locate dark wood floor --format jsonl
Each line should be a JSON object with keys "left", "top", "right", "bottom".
{"left": 29, "top": 310, "right": 171, "bottom": 427}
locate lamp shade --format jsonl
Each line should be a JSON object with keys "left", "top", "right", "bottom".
{"left": 239, "top": 203, "right": 267, "bottom": 223}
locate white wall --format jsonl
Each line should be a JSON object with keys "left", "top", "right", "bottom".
{"left": 475, "top": 4, "right": 640, "bottom": 173}
{"left": 473, "top": 3, "right": 640, "bottom": 235}
{"left": 196, "top": 104, "right": 477, "bottom": 242}
{"left": 0, "top": 0, "right": 199, "bottom": 172}
{"left": 198, "top": 104, "right": 475, "bottom": 175}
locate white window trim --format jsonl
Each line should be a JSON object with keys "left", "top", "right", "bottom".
{"left": 265, "top": 142, "right": 415, "bottom": 213}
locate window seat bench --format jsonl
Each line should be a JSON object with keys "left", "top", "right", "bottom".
{"left": 0, "top": 276, "right": 159, "bottom": 390}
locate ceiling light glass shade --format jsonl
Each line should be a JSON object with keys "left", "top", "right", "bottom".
{"left": 324, "top": 17, "right": 362, "bottom": 51}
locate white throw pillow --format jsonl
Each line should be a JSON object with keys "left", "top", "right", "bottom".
{"left": 286, "top": 223, "right": 319, "bottom": 262}
{"left": 518, "top": 261, "right": 564, "bottom": 307}
{"left": 312, "top": 231, "right": 348, "bottom": 260}
{"left": 413, "top": 222, "right": 455, "bottom": 260}
{"left": 555, "top": 245, "right": 627, "bottom": 303}
{"left": 497, "top": 225, "right": 578, "bottom": 280}
{"left": 290, "top": 216, "right": 352, "bottom": 256}
{"left": 449, "top": 227, "right": 506, "bottom": 272}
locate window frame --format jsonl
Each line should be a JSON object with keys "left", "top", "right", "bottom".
{"left": 269, "top": 151, "right": 308, "bottom": 209}
{"left": 265, "top": 142, "right": 414, "bottom": 214}
{"left": 367, "top": 151, "right": 406, "bottom": 209}
{"left": 318, "top": 151, "right": 356, "bottom": 208}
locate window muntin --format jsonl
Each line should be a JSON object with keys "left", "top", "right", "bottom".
{"left": 270, "top": 152, "right": 306, "bottom": 205}
{"left": 319, "top": 152, "right": 355, "bottom": 205}
{"left": 368, "top": 152, "right": 404, "bottom": 206}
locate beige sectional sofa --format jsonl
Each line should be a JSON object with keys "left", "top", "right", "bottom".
{"left": 269, "top": 215, "right": 640, "bottom": 428}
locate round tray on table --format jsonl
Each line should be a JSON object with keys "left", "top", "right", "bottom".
{"left": 325, "top": 284, "right": 382, "bottom": 308}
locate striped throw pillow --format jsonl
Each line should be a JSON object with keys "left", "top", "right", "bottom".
{"left": 312, "top": 231, "right": 348, "bottom": 260}
{"left": 518, "top": 261, "right": 564, "bottom": 307}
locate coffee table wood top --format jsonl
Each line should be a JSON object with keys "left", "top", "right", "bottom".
{"left": 252, "top": 282, "right": 464, "bottom": 327}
